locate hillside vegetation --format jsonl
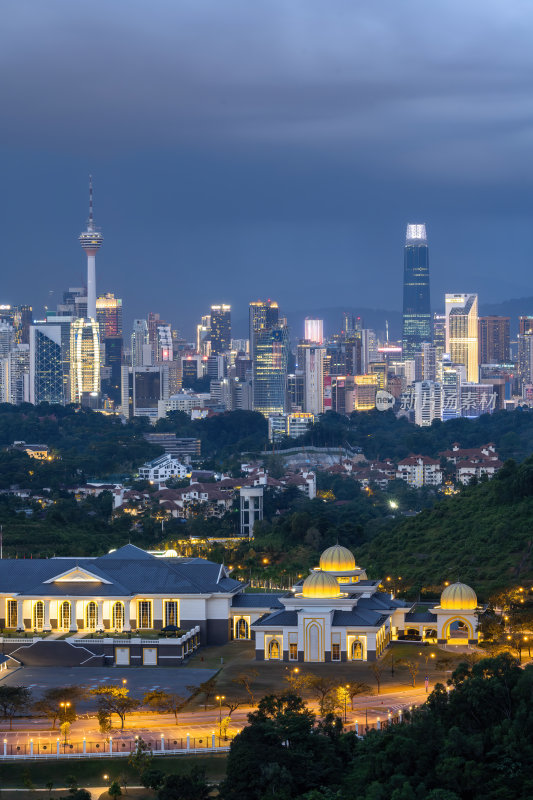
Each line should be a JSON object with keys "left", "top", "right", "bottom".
{"left": 359, "top": 458, "right": 533, "bottom": 599}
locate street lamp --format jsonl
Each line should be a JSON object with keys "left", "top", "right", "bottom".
{"left": 344, "top": 685, "right": 349, "bottom": 723}
{"left": 216, "top": 695, "right": 225, "bottom": 737}
{"left": 122, "top": 679, "right": 127, "bottom": 686}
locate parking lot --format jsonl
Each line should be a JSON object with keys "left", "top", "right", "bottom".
{"left": 0, "top": 665, "right": 217, "bottom": 709}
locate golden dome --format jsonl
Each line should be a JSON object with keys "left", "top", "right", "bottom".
{"left": 301, "top": 570, "right": 341, "bottom": 599}
{"left": 440, "top": 582, "right": 477, "bottom": 610}
{"left": 319, "top": 544, "right": 356, "bottom": 572}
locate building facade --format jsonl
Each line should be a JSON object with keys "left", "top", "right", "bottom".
{"left": 402, "top": 224, "right": 432, "bottom": 360}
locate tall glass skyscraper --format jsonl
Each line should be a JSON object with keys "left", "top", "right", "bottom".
{"left": 253, "top": 324, "right": 290, "bottom": 416}
{"left": 402, "top": 224, "right": 431, "bottom": 360}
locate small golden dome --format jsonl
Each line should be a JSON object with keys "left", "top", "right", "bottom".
{"left": 302, "top": 570, "right": 341, "bottom": 599}
{"left": 440, "top": 582, "right": 477, "bottom": 610}
{"left": 319, "top": 544, "right": 356, "bottom": 572}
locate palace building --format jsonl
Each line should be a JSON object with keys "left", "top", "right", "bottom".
{"left": 249, "top": 545, "right": 481, "bottom": 662}
{"left": 0, "top": 543, "right": 480, "bottom": 666}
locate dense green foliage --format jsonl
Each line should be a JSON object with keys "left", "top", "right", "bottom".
{"left": 154, "top": 409, "right": 268, "bottom": 460}
{"left": 281, "top": 407, "right": 533, "bottom": 462}
{"left": 222, "top": 656, "right": 533, "bottom": 800}
{"left": 359, "top": 457, "right": 533, "bottom": 597}
{"left": 0, "top": 403, "right": 160, "bottom": 487}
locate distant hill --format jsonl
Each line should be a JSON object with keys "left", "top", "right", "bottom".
{"left": 359, "top": 457, "right": 533, "bottom": 599}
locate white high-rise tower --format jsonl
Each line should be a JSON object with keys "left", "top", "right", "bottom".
{"left": 79, "top": 176, "right": 103, "bottom": 321}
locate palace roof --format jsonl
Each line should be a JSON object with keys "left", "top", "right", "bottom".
{"left": 0, "top": 544, "right": 243, "bottom": 597}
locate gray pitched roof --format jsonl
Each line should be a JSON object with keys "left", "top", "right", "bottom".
{"left": 0, "top": 545, "right": 243, "bottom": 597}
{"left": 332, "top": 609, "right": 389, "bottom": 627}
{"left": 405, "top": 611, "right": 437, "bottom": 623}
{"left": 232, "top": 593, "right": 285, "bottom": 609}
{"left": 252, "top": 610, "right": 299, "bottom": 627}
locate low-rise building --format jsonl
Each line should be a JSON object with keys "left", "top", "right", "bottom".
{"left": 396, "top": 455, "right": 443, "bottom": 488}
{"left": 138, "top": 454, "right": 189, "bottom": 485}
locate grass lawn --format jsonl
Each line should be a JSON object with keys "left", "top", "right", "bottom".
{"left": 0, "top": 754, "right": 227, "bottom": 789}
{"left": 185, "top": 639, "right": 465, "bottom": 708}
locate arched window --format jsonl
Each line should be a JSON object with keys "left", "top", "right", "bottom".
{"left": 32, "top": 601, "right": 44, "bottom": 631}
{"left": 351, "top": 640, "right": 363, "bottom": 660}
{"left": 268, "top": 639, "right": 280, "bottom": 659}
{"left": 86, "top": 601, "right": 97, "bottom": 630}
{"left": 60, "top": 602, "right": 71, "bottom": 631}
{"left": 236, "top": 618, "right": 249, "bottom": 639}
{"left": 112, "top": 602, "right": 125, "bottom": 632}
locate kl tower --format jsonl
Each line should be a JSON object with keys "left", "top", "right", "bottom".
{"left": 79, "top": 175, "right": 103, "bottom": 320}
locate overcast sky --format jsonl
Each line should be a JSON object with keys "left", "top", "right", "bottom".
{"left": 2, "top": 0, "right": 533, "bottom": 337}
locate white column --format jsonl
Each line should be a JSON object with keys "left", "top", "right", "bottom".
{"left": 3, "top": 739, "right": 7, "bottom": 756}
{"left": 16, "top": 600, "right": 23, "bottom": 630}
{"left": 43, "top": 600, "right": 51, "bottom": 632}
{"left": 123, "top": 601, "right": 131, "bottom": 632}
{"left": 56, "top": 739, "right": 60, "bottom": 756}
{"left": 355, "top": 722, "right": 359, "bottom": 735}
{"left": 186, "top": 733, "right": 190, "bottom": 751}
{"left": 160, "top": 735, "right": 165, "bottom": 752}
{"left": 69, "top": 601, "right": 78, "bottom": 632}
{"left": 377, "top": 718, "right": 381, "bottom": 730}
{"left": 83, "top": 738, "right": 86, "bottom": 754}
{"left": 109, "top": 736, "right": 113, "bottom": 754}
{"left": 97, "top": 601, "right": 104, "bottom": 632}
{"left": 211, "top": 733, "right": 216, "bottom": 748}
{"left": 30, "top": 740, "right": 33, "bottom": 756}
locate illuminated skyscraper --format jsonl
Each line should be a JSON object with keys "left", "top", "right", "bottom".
{"left": 478, "top": 316, "right": 510, "bottom": 364}
{"left": 445, "top": 293, "right": 479, "bottom": 383}
{"left": 252, "top": 324, "right": 290, "bottom": 416}
{"left": 97, "top": 293, "right": 123, "bottom": 338}
{"left": 131, "top": 319, "right": 149, "bottom": 367}
{"left": 70, "top": 318, "right": 100, "bottom": 402}
{"left": 210, "top": 305, "right": 231, "bottom": 354}
{"left": 30, "top": 325, "right": 64, "bottom": 404}
{"left": 304, "top": 318, "right": 324, "bottom": 344}
{"left": 402, "top": 224, "right": 431, "bottom": 360}
{"left": 249, "top": 300, "right": 279, "bottom": 355}
{"left": 303, "top": 345, "right": 326, "bottom": 414}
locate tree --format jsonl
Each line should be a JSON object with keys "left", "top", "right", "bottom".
{"left": 143, "top": 689, "right": 186, "bottom": 724}
{"left": 232, "top": 670, "right": 259, "bottom": 706}
{"left": 345, "top": 681, "right": 373, "bottom": 709}
{"left": 307, "top": 676, "right": 338, "bottom": 716}
{"left": 157, "top": 768, "right": 210, "bottom": 800}
{"left": 399, "top": 658, "right": 421, "bottom": 687}
{"left": 369, "top": 659, "right": 388, "bottom": 695}
{"left": 223, "top": 696, "right": 246, "bottom": 717}
{"left": 187, "top": 675, "right": 218, "bottom": 711}
{"left": 32, "top": 686, "right": 82, "bottom": 729}
{"left": 141, "top": 768, "right": 165, "bottom": 791}
{"left": 128, "top": 736, "right": 153, "bottom": 775}
{"left": 0, "top": 685, "right": 31, "bottom": 730}
{"left": 90, "top": 685, "right": 138, "bottom": 729}
{"left": 108, "top": 780, "right": 122, "bottom": 799}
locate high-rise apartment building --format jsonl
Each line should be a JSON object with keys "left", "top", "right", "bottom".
{"left": 402, "top": 224, "right": 431, "bottom": 360}
{"left": 210, "top": 305, "right": 231, "bottom": 355}
{"left": 414, "top": 380, "right": 442, "bottom": 427}
{"left": 29, "top": 325, "right": 64, "bottom": 404}
{"left": 478, "top": 316, "right": 510, "bottom": 364}
{"left": 249, "top": 300, "right": 279, "bottom": 356}
{"left": 304, "top": 318, "right": 324, "bottom": 344}
{"left": 97, "top": 293, "right": 123, "bottom": 338}
{"left": 253, "top": 324, "right": 290, "bottom": 416}
{"left": 5, "top": 344, "right": 30, "bottom": 404}
{"left": 445, "top": 293, "right": 479, "bottom": 383}
{"left": 69, "top": 319, "right": 100, "bottom": 402}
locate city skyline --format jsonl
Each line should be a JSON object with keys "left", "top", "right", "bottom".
{"left": 2, "top": 2, "right": 533, "bottom": 333}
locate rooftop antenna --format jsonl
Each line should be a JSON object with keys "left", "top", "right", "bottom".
{"left": 0, "top": 525, "right": 3, "bottom": 559}
{"left": 88, "top": 174, "right": 94, "bottom": 231}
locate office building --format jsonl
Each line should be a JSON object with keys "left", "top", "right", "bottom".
{"left": 102, "top": 336, "right": 123, "bottom": 405}
{"left": 0, "top": 322, "right": 14, "bottom": 359}
{"left": 131, "top": 320, "right": 149, "bottom": 367}
{"left": 57, "top": 288, "right": 87, "bottom": 320}
{"left": 155, "top": 324, "right": 172, "bottom": 362}
{"left": 69, "top": 319, "right": 100, "bottom": 403}
{"left": 210, "top": 305, "right": 231, "bottom": 355}
{"left": 353, "top": 375, "right": 379, "bottom": 410}
{"left": 132, "top": 365, "right": 171, "bottom": 420}
{"left": 421, "top": 343, "right": 437, "bottom": 382}
{"left": 361, "top": 329, "right": 378, "bottom": 373}
{"left": 249, "top": 300, "right": 279, "bottom": 356}
{"left": 97, "top": 293, "right": 123, "bottom": 338}
{"left": 287, "top": 372, "right": 305, "bottom": 411}
{"left": 445, "top": 294, "right": 479, "bottom": 383}
{"left": 303, "top": 346, "right": 325, "bottom": 415}
{"left": 304, "top": 318, "right": 324, "bottom": 344}
{"left": 323, "top": 376, "right": 355, "bottom": 415}
{"left": 196, "top": 315, "right": 211, "bottom": 355}
{"left": 402, "top": 224, "right": 431, "bottom": 360}
{"left": 0, "top": 305, "right": 33, "bottom": 345}
{"left": 252, "top": 324, "right": 290, "bottom": 416}
{"left": 478, "top": 316, "right": 510, "bottom": 364}
{"left": 29, "top": 325, "right": 64, "bottom": 405}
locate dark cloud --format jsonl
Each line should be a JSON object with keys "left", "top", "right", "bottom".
{"left": 1, "top": 1, "right": 533, "bottom": 335}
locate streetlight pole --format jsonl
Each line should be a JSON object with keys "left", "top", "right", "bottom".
{"left": 216, "top": 695, "right": 225, "bottom": 738}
